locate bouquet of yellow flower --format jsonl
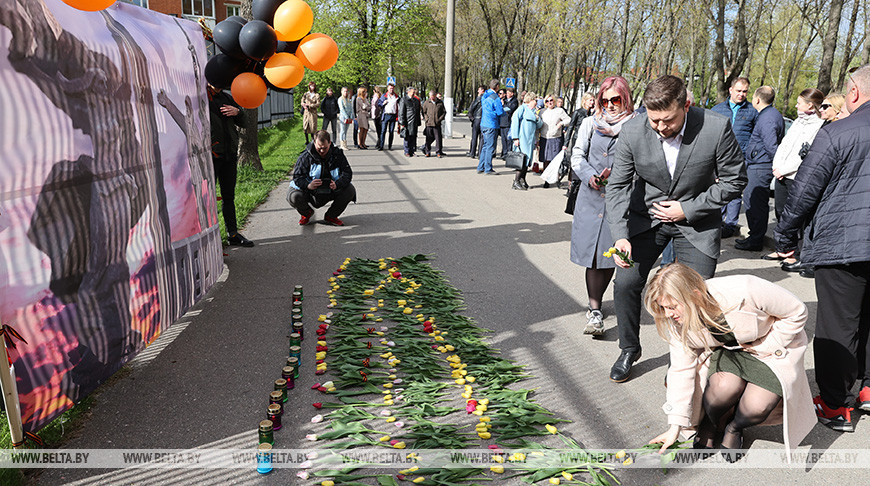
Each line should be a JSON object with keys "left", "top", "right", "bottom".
{"left": 603, "top": 247, "right": 634, "bottom": 267}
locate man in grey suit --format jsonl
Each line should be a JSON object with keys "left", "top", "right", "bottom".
{"left": 605, "top": 75, "right": 747, "bottom": 382}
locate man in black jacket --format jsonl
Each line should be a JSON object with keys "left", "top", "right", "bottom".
{"left": 466, "top": 86, "right": 484, "bottom": 157}
{"left": 320, "top": 87, "right": 340, "bottom": 143}
{"left": 398, "top": 87, "right": 423, "bottom": 157}
{"left": 286, "top": 130, "right": 356, "bottom": 226}
{"left": 499, "top": 88, "right": 518, "bottom": 158}
{"left": 775, "top": 64, "right": 870, "bottom": 433}
{"left": 209, "top": 85, "right": 253, "bottom": 247}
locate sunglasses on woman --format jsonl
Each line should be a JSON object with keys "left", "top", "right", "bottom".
{"left": 602, "top": 96, "right": 622, "bottom": 106}
{"left": 820, "top": 103, "right": 832, "bottom": 110}
{"left": 545, "top": 99, "right": 554, "bottom": 103}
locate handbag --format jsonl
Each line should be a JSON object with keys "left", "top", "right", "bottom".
{"left": 540, "top": 149, "right": 563, "bottom": 183}
{"left": 564, "top": 180, "right": 580, "bottom": 215}
{"left": 399, "top": 127, "right": 407, "bottom": 138}
{"left": 504, "top": 147, "right": 526, "bottom": 170}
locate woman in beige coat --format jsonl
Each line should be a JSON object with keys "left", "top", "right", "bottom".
{"left": 645, "top": 264, "right": 814, "bottom": 459}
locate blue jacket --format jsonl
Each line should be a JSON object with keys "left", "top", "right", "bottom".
{"left": 775, "top": 101, "right": 870, "bottom": 265}
{"left": 743, "top": 105, "right": 784, "bottom": 167}
{"left": 480, "top": 89, "right": 504, "bottom": 129}
{"left": 712, "top": 100, "right": 757, "bottom": 154}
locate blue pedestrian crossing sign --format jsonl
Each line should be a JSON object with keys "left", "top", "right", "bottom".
{"left": 387, "top": 76, "right": 396, "bottom": 85}
{"left": 505, "top": 77, "right": 516, "bottom": 88}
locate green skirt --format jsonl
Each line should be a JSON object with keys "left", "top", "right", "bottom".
{"left": 708, "top": 348, "right": 783, "bottom": 397}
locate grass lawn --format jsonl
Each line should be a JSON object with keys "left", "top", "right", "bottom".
{"left": 0, "top": 116, "right": 305, "bottom": 484}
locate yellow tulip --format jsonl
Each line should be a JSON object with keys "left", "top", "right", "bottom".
{"left": 322, "top": 481, "right": 335, "bottom": 486}
{"left": 364, "top": 289, "right": 374, "bottom": 295}
{"left": 479, "top": 399, "right": 489, "bottom": 406}
{"left": 490, "top": 465, "right": 504, "bottom": 474}
{"left": 384, "top": 400, "right": 394, "bottom": 405}
{"left": 615, "top": 450, "right": 625, "bottom": 460}
{"left": 471, "top": 410, "right": 484, "bottom": 416}
{"left": 397, "top": 299, "right": 407, "bottom": 306}
{"left": 386, "top": 417, "right": 396, "bottom": 423}
{"left": 383, "top": 394, "right": 393, "bottom": 400}
{"left": 375, "top": 318, "right": 384, "bottom": 322}
{"left": 623, "top": 458, "right": 633, "bottom": 466}
{"left": 383, "top": 383, "right": 393, "bottom": 389}
{"left": 478, "top": 432, "right": 491, "bottom": 439}
{"left": 466, "top": 376, "right": 476, "bottom": 383}
{"left": 479, "top": 416, "right": 491, "bottom": 422}
{"left": 545, "top": 424, "right": 558, "bottom": 434}
{"left": 549, "top": 478, "right": 560, "bottom": 485}
{"left": 491, "top": 455, "right": 504, "bottom": 463}
{"left": 476, "top": 405, "right": 487, "bottom": 412}
{"left": 461, "top": 393, "right": 472, "bottom": 399}
{"left": 393, "top": 441, "right": 406, "bottom": 449}
{"left": 379, "top": 436, "right": 391, "bottom": 442}
{"left": 455, "top": 378, "right": 466, "bottom": 385}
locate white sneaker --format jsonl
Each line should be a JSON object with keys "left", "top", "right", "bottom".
{"left": 584, "top": 309, "right": 605, "bottom": 336}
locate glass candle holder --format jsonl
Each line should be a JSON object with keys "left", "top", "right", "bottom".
{"left": 258, "top": 420, "right": 274, "bottom": 445}
{"left": 267, "top": 403, "right": 283, "bottom": 430}
{"left": 282, "top": 366, "right": 295, "bottom": 390}
{"left": 257, "top": 443, "right": 273, "bottom": 474}
{"left": 274, "top": 378, "right": 288, "bottom": 402}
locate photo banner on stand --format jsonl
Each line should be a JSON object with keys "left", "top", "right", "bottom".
{"left": 0, "top": 0, "right": 223, "bottom": 433}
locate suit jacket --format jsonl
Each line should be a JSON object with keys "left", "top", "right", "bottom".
{"left": 744, "top": 105, "right": 784, "bottom": 167}
{"left": 663, "top": 275, "right": 815, "bottom": 457}
{"left": 606, "top": 106, "right": 747, "bottom": 258}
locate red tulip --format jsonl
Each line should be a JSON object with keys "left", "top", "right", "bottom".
{"left": 317, "top": 386, "right": 328, "bottom": 392}
{"left": 313, "top": 402, "right": 323, "bottom": 409}
{"left": 392, "top": 272, "right": 402, "bottom": 278}
{"left": 311, "top": 383, "right": 321, "bottom": 389}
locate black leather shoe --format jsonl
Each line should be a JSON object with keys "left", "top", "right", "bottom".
{"left": 734, "top": 239, "right": 763, "bottom": 251}
{"left": 227, "top": 233, "right": 254, "bottom": 247}
{"left": 721, "top": 226, "right": 737, "bottom": 238}
{"left": 781, "top": 260, "right": 805, "bottom": 272}
{"left": 761, "top": 252, "right": 786, "bottom": 261}
{"left": 610, "top": 349, "right": 642, "bottom": 383}
{"left": 800, "top": 267, "right": 815, "bottom": 278}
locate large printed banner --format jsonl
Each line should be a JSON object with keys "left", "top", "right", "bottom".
{"left": 0, "top": 0, "right": 223, "bottom": 433}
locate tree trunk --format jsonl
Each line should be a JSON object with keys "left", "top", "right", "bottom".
{"left": 817, "top": 0, "right": 845, "bottom": 93}
{"left": 237, "top": 0, "right": 263, "bottom": 170}
{"left": 835, "top": 0, "right": 861, "bottom": 90}
{"left": 711, "top": 0, "right": 727, "bottom": 101}
{"left": 553, "top": 52, "right": 563, "bottom": 98}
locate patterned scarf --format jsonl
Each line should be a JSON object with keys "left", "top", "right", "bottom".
{"left": 592, "top": 110, "right": 634, "bottom": 137}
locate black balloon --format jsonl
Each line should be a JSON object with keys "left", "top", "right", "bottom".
{"left": 204, "top": 54, "right": 248, "bottom": 89}
{"left": 225, "top": 15, "right": 247, "bottom": 25}
{"left": 277, "top": 40, "right": 301, "bottom": 53}
{"left": 213, "top": 19, "right": 245, "bottom": 59}
{"left": 239, "top": 20, "right": 278, "bottom": 61}
{"left": 252, "top": 0, "right": 285, "bottom": 25}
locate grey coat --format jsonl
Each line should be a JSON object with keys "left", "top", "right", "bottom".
{"left": 606, "top": 107, "right": 747, "bottom": 259}
{"left": 570, "top": 117, "right": 618, "bottom": 268}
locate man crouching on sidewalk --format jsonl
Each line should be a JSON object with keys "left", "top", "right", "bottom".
{"left": 287, "top": 130, "right": 356, "bottom": 226}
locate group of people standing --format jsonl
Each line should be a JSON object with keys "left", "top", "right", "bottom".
{"left": 301, "top": 82, "right": 447, "bottom": 158}
{"left": 561, "top": 67, "right": 869, "bottom": 457}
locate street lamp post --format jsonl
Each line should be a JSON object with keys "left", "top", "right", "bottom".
{"left": 443, "top": 0, "right": 455, "bottom": 138}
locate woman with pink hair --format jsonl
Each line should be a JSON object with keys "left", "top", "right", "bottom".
{"left": 568, "top": 76, "right": 635, "bottom": 335}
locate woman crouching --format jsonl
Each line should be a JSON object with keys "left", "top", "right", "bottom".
{"left": 645, "top": 264, "right": 815, "bottom": 459}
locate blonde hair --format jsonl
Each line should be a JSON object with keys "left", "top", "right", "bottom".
{"left": 523, "top": 91, "right": 537, "bottom": 103}
{"left": 357, "top": 86, "right": 367, "bottom": 98}
{"left": 644, "top": 263, "right": 729, "bottom": 350}
{"left": 825, "top": 93, "right": 846, "bottom": 116}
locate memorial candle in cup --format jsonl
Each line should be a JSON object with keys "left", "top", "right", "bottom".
{"left": 282, "top": 366, "right": 296, "bottom": 389}
{"left": 289, "top": 332, "right": 301, "bottom": 348}
{"left": 294, "top": 285, "right": 303, "bottom": 300}
{"left": 274, "top": 378, "right": 288, "bottom": 402}
{"left": 292, "top": 291, "right": 302, "bottom": 304}
{"left": 258, "top": 420, "right": 274, "bottom": 445}
{"left": 286, "top": 357, "right": 300, "bottom": 378}
{"left": 267, "top": 403, "right": 283, "bottom": 430}
{"left": 269, "top": 391, "right": 284, "bottom": 414}
{"left": 257, "top": 443, "right": 273, "bottom": 474}
{"left": 292, "top": 322, "right": 304, "bottom": 340}
{"left": 289, "top": 345, "right": 301, "bottom": 362}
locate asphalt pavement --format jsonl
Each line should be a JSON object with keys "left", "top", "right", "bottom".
{"left": 33, "top": 119, "right": 865, "bottom": 485}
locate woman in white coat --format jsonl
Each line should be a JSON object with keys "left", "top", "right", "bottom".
{"left": 645, "top": 264, "right": 815, "bottom": 460}
{"left": 338, "top": 87, "right": 355, "bottom": 150}
{"left": 766, "top": 88, "right": 825, "bottom": 272}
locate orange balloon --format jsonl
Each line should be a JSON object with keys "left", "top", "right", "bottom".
{"left": 295, "top": 33, "right": 339, "bottom": 72}
{"left": 231, "top": 73, "right": 268, "bottom": 109}
{"left": 264, "top": 53, "right": 305, "bottom": 89}
{"left": 62, "top": 0, "right": 116, "bottom": 10}
{"left": 273, "top": 0, "right": 314, "bottom": 42}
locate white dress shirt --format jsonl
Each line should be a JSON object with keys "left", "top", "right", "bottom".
{"left": 656, "top": 117, "right": 688, "bottom": 177}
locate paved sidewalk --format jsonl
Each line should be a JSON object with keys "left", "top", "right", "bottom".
{"left": 34, "top": 120, "right": 865, "bottom": 485}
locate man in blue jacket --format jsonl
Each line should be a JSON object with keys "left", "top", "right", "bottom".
{"left": 712, "top": 77, "right": 757, "bottom": 238}
{"left": 775, "top": 64, "right": 870, "bottom": 433}
{"left": 734, "top": 86, "right": 784, "bottom": 251}
{"left": 477, "top": 79, "right": 504, "bottom": 174}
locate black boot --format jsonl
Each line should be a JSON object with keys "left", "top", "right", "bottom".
{"left": 610, "top": 349, "right": 641, "bottom": 382}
